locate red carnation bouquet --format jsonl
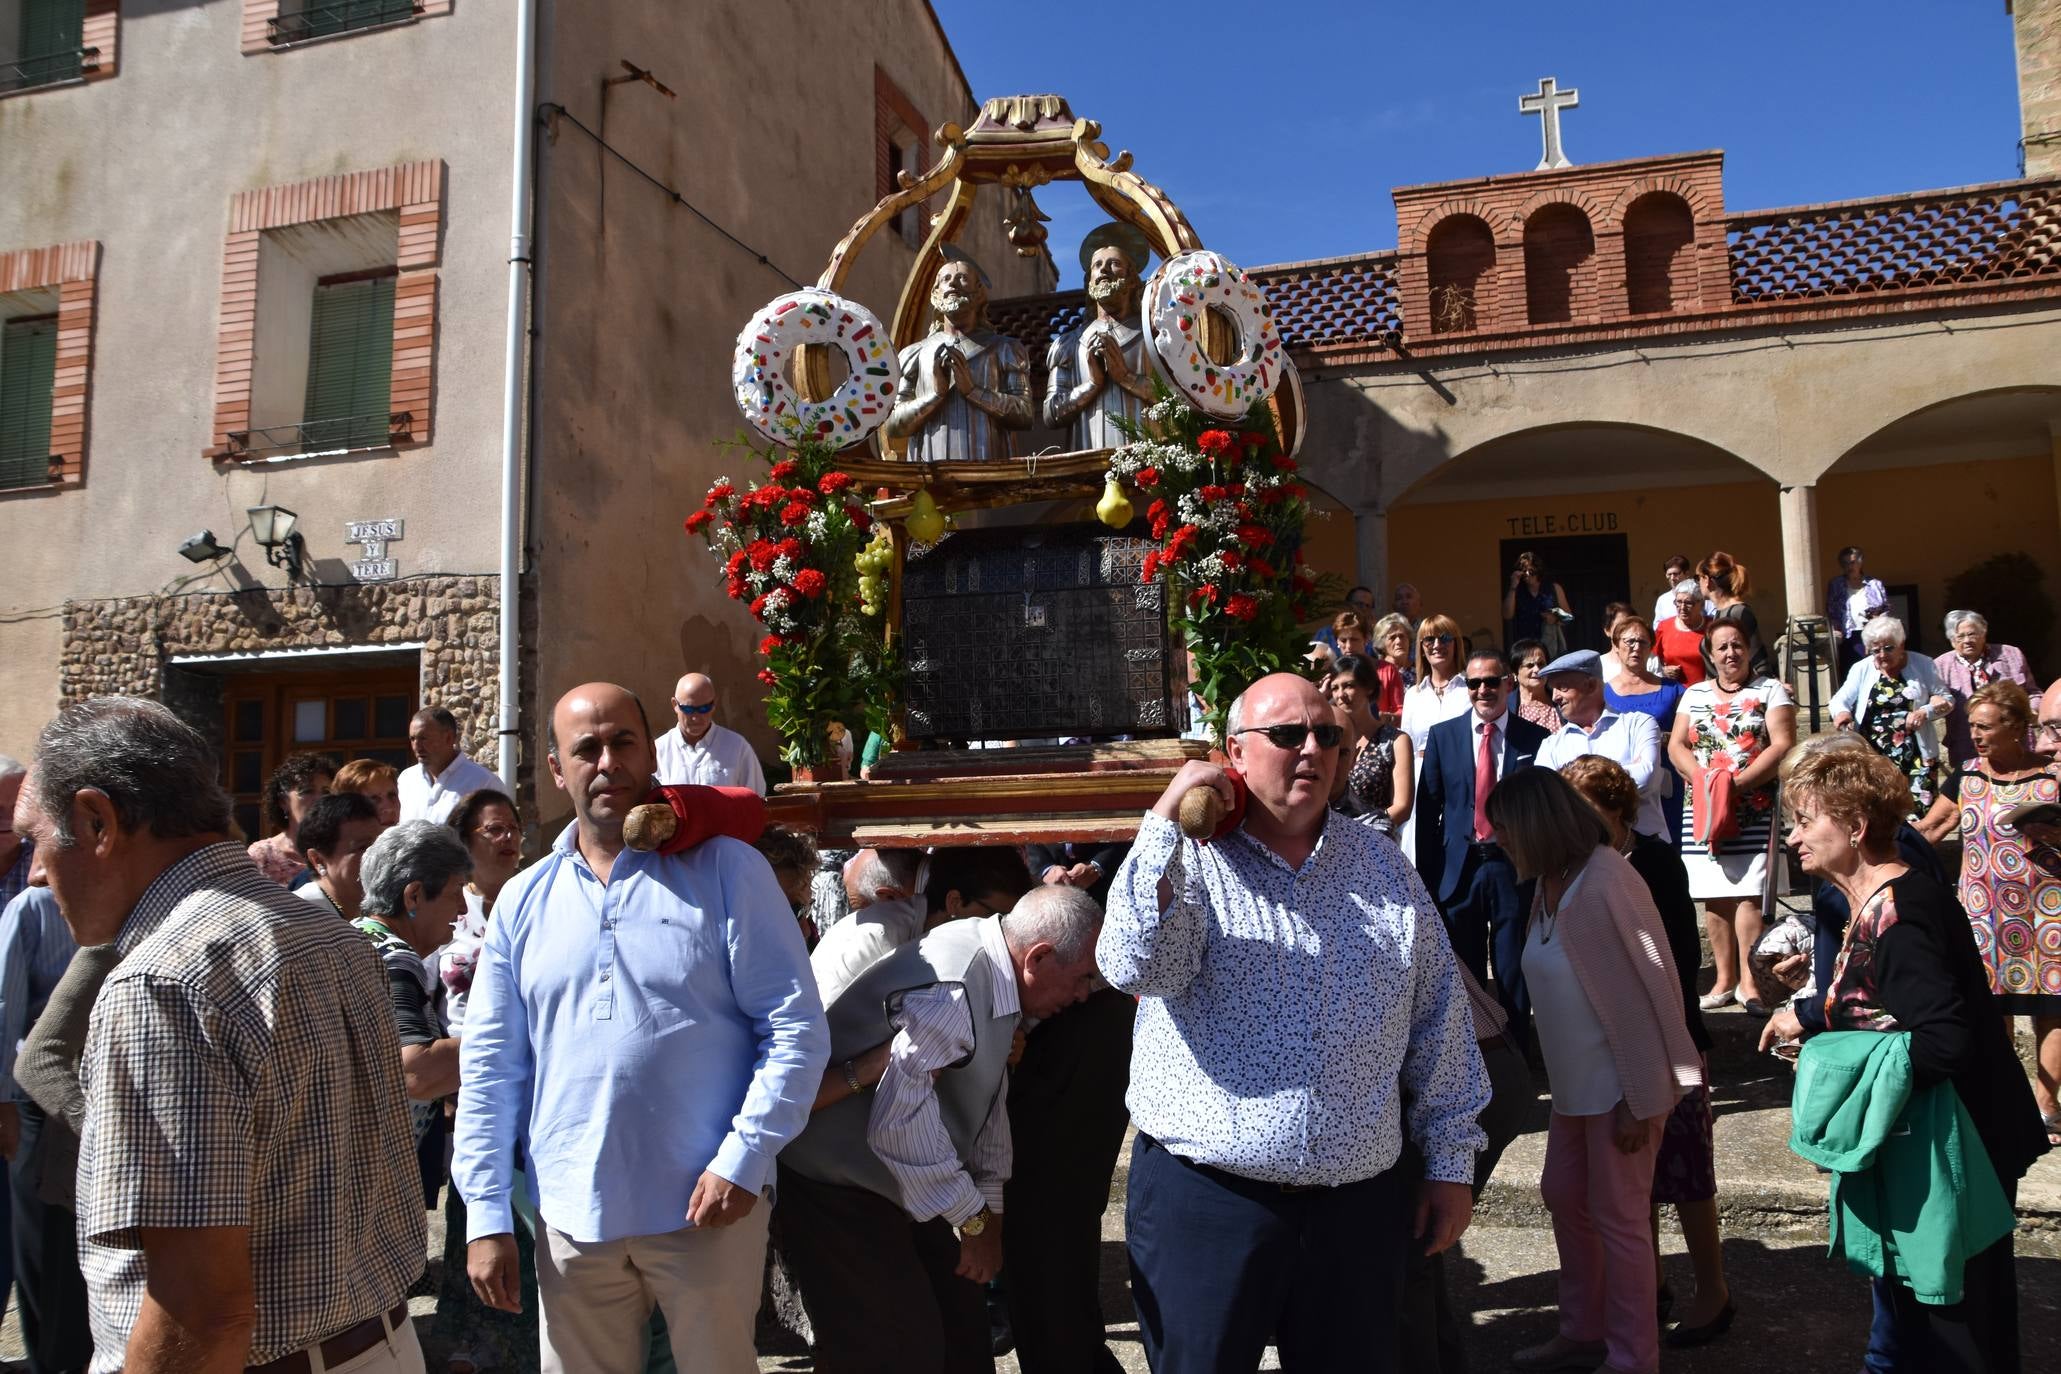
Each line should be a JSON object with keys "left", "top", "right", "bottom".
{"left": 685, "top": 435, "right": 894, "bottom": 767}
{"left": 1107, "top": 396, "right": 1317, "bottom": 743}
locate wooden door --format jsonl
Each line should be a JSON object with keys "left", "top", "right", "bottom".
{"left": 223, "top": 666, "right": 418, "bottom": 839}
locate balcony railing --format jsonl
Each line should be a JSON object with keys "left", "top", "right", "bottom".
{"left": 0, "top": 453, "right": 65, "bottom": 492}
{"left": 0, "top": 45, "right": 97, "bottom": 97}
{"left": 1727, "top": 182, "right": 2061, "bottom": 304}
{"left": 225, "top": 412, "right": 411, "bottom": 459}
{"left": 268, "top": 0, "right": 423, "bottom": 44}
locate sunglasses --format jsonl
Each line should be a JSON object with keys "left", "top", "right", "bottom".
{"left": 1233, "top": 723, "right": 1344, "bottom": 750}
{"left": 1463, "top": 676, "right": 1506, "bottom": 692}
{"left": 674, "top": 701, "right": 715, "bottom": 716}
{"left": 1420, "top": 633, "right": 1455, "bottom": 645}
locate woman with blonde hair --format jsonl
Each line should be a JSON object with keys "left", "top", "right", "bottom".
{"left": 332, "top": 756, "right": 402, "bottom": 828}
{"left": 1491, "top": 767, "right": 1702, "bottom": 1374}
{"left": 1760, "top": 746, "right": 2045, "bottom": 1373}
{"left": 1561, "top": 757, "right": 1731, "bottom": 1347}
{"left": 1696, "top": 551, "right": 1771, "bottom": 680}
{"left": 1399, "top": 612, "right": 1471, "bottom": 861}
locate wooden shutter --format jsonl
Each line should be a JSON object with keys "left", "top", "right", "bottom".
{"left": 15, "top": 0, "right": 84, "bottom": 84}
{"left": 302, "top": 275, "right": 395, "bottom": 448}
{"left": 0, "top": 318, "right": 57, "bottom": 490}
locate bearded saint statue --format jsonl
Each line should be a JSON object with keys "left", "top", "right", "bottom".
{"left": 1041, "top": 222, "right": 1157, "bottom": 451}
{"left": 884, "top": 252, "right": 1033, "bottom": 462}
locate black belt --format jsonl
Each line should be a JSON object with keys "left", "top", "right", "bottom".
{"left": 1144, "top": 1133, "right": 1346, "bottom": 1196}
{"left": 246, "top": 1303, "right": 408, "bottom": 1374}
{"left": 1467, "top": 839, "right": 1503, "bottom": 857}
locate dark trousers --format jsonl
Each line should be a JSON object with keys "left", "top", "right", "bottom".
{"left": 1438, "top": 846, "right": 1533, "bottom": 1038}
{"left": 1864, "top": 1189, "right": 2020, "bottom": 1374}
{"left": 776, "top": 1169, "right": 992, "bottom": 1374}
{"left": 1003, "top": 989, "right": 1133, "bottom": 1374}
{"left": 1125, "top": 1132, "right": 1409, "bottom": 1374}
{"left": 10, "top": 1103, "right": 90, "bottom": 1374}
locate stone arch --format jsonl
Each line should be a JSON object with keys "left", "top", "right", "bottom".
{"left": 1622, "top": 192, "right": 1696, "bottom": 315}
{"left": 1523, "top": 204, "right": 1596, "bottom": 325}
{"left": 1425, "top": 214, "right": 1496, "bottom": 333}
{"left": 1401, "top": 195, "right": 1503, "bottom": 253}
{"left": 1603, "top": 172, "right": 1719, "bottom": 228}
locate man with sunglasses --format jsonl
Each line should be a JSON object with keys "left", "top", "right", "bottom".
{"left": 1417, "top": 649, "right": 1549, "bottom": 1036}
{"left": 1100, "top": 671, "right": 1488, "bottom": 1374}
{"left": 655, "top": 672, "right": 767, "bottom": 796}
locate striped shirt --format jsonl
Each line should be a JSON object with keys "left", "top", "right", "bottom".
{"left": 78, "top": 843, "right": 422, "bottom": 1372}
{"left": 0, "top": 840, "right": 33, "bottom": 913}
{"left": 868, "top": 914, "right": 1017, "bottom": 1225}
{"left": 0, "top": 887, "right": 76, "bottom": 1100}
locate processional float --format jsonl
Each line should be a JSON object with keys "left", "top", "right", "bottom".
{"left": 696, "top": 95, "right": 1315, "bottom": 846}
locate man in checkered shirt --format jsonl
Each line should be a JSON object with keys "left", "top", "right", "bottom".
{"left": 14, "top": 698, "right": 425, "bottom": 1374}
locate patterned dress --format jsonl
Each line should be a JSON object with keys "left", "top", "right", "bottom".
{"left": 1955, "top": 762, "right": 2061, "bottom": 1009}
{"left": 1861, "top": 673, "right": 1937, "bottom": 817}
{"left": 1677, "top": 677, "right": 1792, "bottom": 900}
{"left": 1342, "top": 727, "right": 1402, "bottom": 836}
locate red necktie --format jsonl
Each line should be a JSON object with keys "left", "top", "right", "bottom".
{"left": 1474, "top": 720, "right": 1496, "bottom": 841}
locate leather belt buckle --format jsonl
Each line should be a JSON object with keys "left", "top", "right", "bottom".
{"left": 244, "top": 1302, "right": 407, "bottom": 1374}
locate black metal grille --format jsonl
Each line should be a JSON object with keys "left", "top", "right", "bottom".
{"left": 899, "top": 524, "right": 1176, "bottom": 742}
{"left": 225, "top": 411, "right": 409, "bottom": 458}
{"left": 269, "top": 0, "right": 421, "bottom": 43}
{"left": 0, "top": 46, "right": 91, "bottom": 95}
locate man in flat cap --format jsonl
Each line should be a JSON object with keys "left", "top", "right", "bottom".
{"left": 1043, "top": 223, "right": 1157, "bottom": 451}
{"left": 1534, "top": 649, "right": 1667, "bottom": 837}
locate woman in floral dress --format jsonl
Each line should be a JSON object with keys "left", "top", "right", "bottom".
{"left": 1951, "top": 681, "right": 2061, "bottom": 1143}
{"left": 1327, "top": 654, "right": 1414, "bottom": 836}
{"left": 1666, "top": 621, "right": 1797, "bottom": 1012}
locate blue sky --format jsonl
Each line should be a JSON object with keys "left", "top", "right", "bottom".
{"left": 932, "top": 0, "right": 2027, "bottom": 281}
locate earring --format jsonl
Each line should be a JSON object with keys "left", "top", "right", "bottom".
{"left": 1849, "top": 834, "right": 1860, "bottom": 849}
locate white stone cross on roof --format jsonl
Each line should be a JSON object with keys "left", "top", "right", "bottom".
{"left": 1519, "top": 77, "right": 1580, "bottom": 171}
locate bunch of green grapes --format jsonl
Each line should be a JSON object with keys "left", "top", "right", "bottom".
{"left": 855, "top": 526, "right": 895, "bottom": 616}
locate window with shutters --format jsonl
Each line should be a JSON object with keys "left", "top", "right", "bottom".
{"left": 1, "top": 0, "right": 83, "bottom": 94}
{"left": 302, "top": 272, "right": 395, "bottom": 450}
{"left": 0, "top": 313, "right": 58, "bottom": 490}
{"left": 242, "top": 0, "right": 447, "bottom": 54}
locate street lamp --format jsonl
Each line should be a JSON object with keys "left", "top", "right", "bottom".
{"left": 247, "top": 504, "right": 307, "bottom": 582}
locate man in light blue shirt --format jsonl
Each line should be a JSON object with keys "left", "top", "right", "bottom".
{"left": 453, "top": 683, "right": 828, "bottom": 1373}
{"left": 1534, "top": 651, "right": 1666, "bottom": 838}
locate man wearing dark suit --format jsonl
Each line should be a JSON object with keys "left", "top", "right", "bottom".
{"left": 1416, "top": 648, "right": 1548, "bottom": 1037}
{"left": 1024, "top": 842, "right": 1127, "bottom": 907}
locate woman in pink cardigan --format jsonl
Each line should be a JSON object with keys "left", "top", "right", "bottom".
{"left": 1490, "top": 767, "right": 1704, "bottom": 1374}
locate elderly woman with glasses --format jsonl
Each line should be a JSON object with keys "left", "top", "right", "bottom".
{"left": 1933, "top": 682, "right": 2061, "bottom": 1145}
{"left": 1934, "top": 610, "right": 2040, "bottom": 768}
{"left": 1831, "top": 617, "right": 1952, "bottom": 819}
{"left": 1509, "top": 638, "right": 1561, "bottom": 732}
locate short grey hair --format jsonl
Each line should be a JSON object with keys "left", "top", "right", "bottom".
{"left": 1000, "top": 883, "right": 1103, "bottom": 963}
{"left": 1945, "top": 609, "right": 1986, "bottom": 639}
{"left": 1861, "top": 615, "right": 1906, "bottom": 651}
{"left": 1673, "top": 578, "right": 1701, "bottom": 598}
{"left": 849, "top": 847, "right": 923, "bottom": 903}
{"left": 32, "top": 698, "right": 231, "bottom": 846}
{"left": 359, "top": 820, "right": 473, "bottom": 920}
{"left": 1225, "top": 691, "right": 1247, "bottom": 736}
{"left": 0, "top": 755, "right": 24, "bottom": 783}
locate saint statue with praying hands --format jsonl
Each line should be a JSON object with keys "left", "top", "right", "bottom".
{"left": 885, "top": 253, "right": 1033, "bottom": 462}
{"left": 1042, "top": 222, "right": 1156, "bottom": 452}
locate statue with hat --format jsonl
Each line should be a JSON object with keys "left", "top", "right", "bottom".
{"left": 885, "top": 249, "right": 1033, "bottom": 462}
{"left": 1042, "top": 222, "right": 1157, "bottom": 451}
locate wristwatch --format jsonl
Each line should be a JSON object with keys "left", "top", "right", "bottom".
{"left": 957, "top": 1206, "right": 994, "bottom": 1238}
{"left": 841, "top": 1059, "right": 869, "bottom": 1095}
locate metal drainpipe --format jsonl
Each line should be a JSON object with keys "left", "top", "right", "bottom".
{"left": 495, "top": 0, "right": 538, "bottom": 793}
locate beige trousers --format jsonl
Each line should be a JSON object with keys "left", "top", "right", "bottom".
{"left": 535, "top": 1207, "right": 769, "bottom": 1374}
{"left": 313, "top": 1312, "right": 426, "bottom": 1374}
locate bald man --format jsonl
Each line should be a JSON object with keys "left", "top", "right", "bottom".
{"left": 453, "top": 683, "right": 825, "bottom": 1371}
{"left": 654, "top": 672, "right": 767, "bottom": 796}
{"left": 1100, "top": 672, "right": 1487, "bottom": 1373}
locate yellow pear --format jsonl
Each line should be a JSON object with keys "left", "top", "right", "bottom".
{"left": 906, "top": 487, "right": 945, "bottom": 544}
{"left": 1096, "top": 477, "right": 1134, "bottom": 529}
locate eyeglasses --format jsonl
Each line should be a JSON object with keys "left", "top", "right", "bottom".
{"left": 1463, "top": 676, "right": 1506, "bottom": 692}
{"left": 474, "top": 824, "right": 521, "bottom": 842}
{"left": 2036, "top": 721, "right": 2061, "bottom": 743}
{"left": 1420, "top": 633, "right": 1455, "bottom": 646}
{"left": 1232, "top": 723, "right": 1344, "bottom": 750}
{"left": 674, "top": 701, "right": 715, "bottom": 716}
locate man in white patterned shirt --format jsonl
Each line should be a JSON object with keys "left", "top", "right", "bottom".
{"left": 777, "top": 884, "right": 1104, "bottom": 1373}
{"left": 16, "top": 698, "right": 422, "bottom": 1374}
{"left": 1100, "top": 672, "right": 1489, "bottom": 1374}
